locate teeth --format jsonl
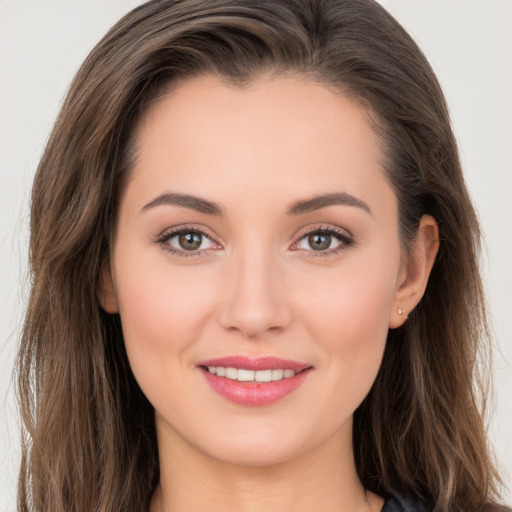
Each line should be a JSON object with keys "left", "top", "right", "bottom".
{"left": 225, "top": 367, "right": 238, "bottom": 380}
{"left": 206, "top": 366, "right": 297, "bottom": 382}
{"left": 256, "top": 369, "right": 272, "bottom": 382}
{"left": 271, "top": 369, "right": 283, "bottom": 381}
{"left": 237, "top": 369, "right": 255, "bottom": 382}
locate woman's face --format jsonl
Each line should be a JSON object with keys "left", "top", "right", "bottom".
{"left": 103, "top": 74, "right": 416, "bottom": 467}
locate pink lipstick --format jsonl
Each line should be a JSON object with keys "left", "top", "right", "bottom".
{"left": 197, "top": 356, "right": 312, "bottom": 407}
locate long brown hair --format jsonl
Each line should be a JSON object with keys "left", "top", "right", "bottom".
{"left": 17, "top": 1, "right": 508, "bottom": 511}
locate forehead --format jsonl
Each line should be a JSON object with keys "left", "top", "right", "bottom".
{"left": 136, "top": 73, "right": 379, "bottom": 158}
{"left": 126, "top": 74, "right": 393, "bottom": 218}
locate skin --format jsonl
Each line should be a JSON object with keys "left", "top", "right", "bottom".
{"left": 100, "top": 74, "right": 439, "bottom": 512}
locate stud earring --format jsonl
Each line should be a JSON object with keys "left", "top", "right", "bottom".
{"left": 397, "top": 308, "right": 404, "bottom": 315}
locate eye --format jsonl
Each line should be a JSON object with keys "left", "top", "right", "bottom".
{"left": 156, "top": 227, "right": 219, "bottom": 256}
{"left": 171, "top": 231, "right": 212, "bottom": 251}
{"left": 292, "top": 226, "right": 354, "bottom": 255}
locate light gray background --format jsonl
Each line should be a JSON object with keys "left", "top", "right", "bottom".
{"left": 1, "top": 1, "right": 510, "bottom": 510}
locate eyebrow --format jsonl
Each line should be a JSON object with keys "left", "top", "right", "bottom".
{"left": 141, "top": 193, "right": 224, "bottom": 215}
{"left": 287, "top": 192, "right": 371, "bottom": 215}
{"left": 141, "top": 191, "right": 371, "bottom": 216}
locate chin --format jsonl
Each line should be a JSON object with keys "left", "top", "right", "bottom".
{"left": 204, "top": 437, "right": 306, "bottom": 468}
{"left": 187, "top": 417, "right": 342, "bottom": 469}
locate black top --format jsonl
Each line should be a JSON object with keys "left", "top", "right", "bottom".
{"left": 382, "top": 496, "right": 426, "bottom": 512}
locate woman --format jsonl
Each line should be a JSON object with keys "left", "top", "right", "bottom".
{"left": 16, "top": 0, "right": 510, "bottom": 511}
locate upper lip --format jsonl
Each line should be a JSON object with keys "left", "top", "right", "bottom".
{"left": 197, "top": 356, "right": 311, "bottom": 373}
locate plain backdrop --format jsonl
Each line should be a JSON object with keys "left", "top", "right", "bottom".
{"left": 1, "top": 1, "right": 510, "bottom": 510}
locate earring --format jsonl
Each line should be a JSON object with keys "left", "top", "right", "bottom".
{"left": 397, "top": 308, "right": 404, "bottom": 315}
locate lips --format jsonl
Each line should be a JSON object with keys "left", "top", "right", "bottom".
{"left": 197, "top": 356, "right": 312, "bottom": 407}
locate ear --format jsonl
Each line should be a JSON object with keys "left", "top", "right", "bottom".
{"left": 98, "top": 260, "right": 119, "bottom": 314}
{"left": 389, "top": 215, "right": 439, "bottom": 328}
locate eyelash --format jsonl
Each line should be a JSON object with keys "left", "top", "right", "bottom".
{"left": 292, "top": 225, "right": 355, "bottom": 257}
{"left": 154, "top": 224, "right": 355, "bottom": 258}
{"left": 154, "top": 225, "right": 218, "bottom": 258}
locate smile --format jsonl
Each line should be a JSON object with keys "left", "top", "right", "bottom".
{"left": 198, "top": 356, "right": 312, "bottom": 407}
{"left": 205, "top": 366, "right": 296, "bottom": 382}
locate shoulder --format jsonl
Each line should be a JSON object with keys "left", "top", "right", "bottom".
{"left": 381, "top": 497, "right": 512, "bottom": 512}
{"left": 381, "top": 496, "right": 427, "bottom": 512}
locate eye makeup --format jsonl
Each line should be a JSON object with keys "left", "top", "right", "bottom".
{"left": 154, "top": 224, "right": 221, "bottom": 258}
{"left": 153, "top": 223, "right": 355, "bottom": 259}
{"left": 290, "top": 224, "right": 355, "bottom": 258}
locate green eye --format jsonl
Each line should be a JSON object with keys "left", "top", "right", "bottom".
{"left": 294, "top": 227, "right": 354, "bottom": 254}
{"left": 159, "top": 229, "right": 216, "bottom": 254}
{"left": 307, "top": 233, "right": 332, "bottom": 251}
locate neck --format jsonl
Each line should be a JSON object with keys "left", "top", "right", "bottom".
{"left": 150, "top": 417, "right": 383, "bottom": 512}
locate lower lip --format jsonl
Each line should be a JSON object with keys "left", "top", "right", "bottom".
{"left": 201, "top": 368, "right": 311, "bottom": 406}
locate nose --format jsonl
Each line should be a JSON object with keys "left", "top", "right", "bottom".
{"left": 217, "top": 250, "right": 293, "bottom": 339}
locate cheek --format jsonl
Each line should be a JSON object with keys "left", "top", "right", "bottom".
{"left": 295, "top": 252, "right": 399, "bottom": 405}
{"left": 321, "top": 270, "right": 394, "bottom": 344}
{"left": 112, "top": 241, "right": 218, "bottom": 376}
{"left": 298, "top": 250, "right": 398, "bottom": 340}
